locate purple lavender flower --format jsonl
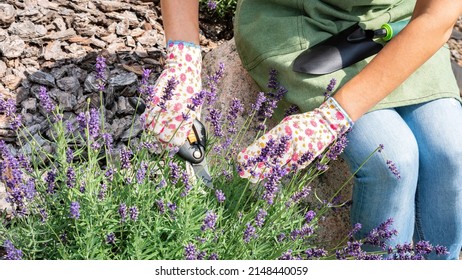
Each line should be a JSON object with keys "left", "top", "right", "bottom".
{"left": 181, "top": 174, "right": 192, "bottom": 198}
{"left": 208, "top": 253, "right": 219, "bottom": 260}
{"left": 207, "top": 0, "right": 217, "bottom": 10}
{"left": 120, "top": 148, "right": 132, "bottom": 169}
{"left": 3, "top": 240, "right": 22, "bottom": 260}
{"left": 386, "top": 160, "right": 401, "bottom": 179}
{"left": 45, "top": 170, "right": 57, "bottom": 194}
{"left": 290, "top": 225, "right": 314, "bottom": 240}
{"left": 254, "top": 209, "right": 267, "bottom": 227}
{"left": 169, "top": 161, "right": 181, "bottom": 185}
{"left": 227, "top": 98, "right": 244, "bottom": 134}
{"left": 105, "top": 168, "right": 114, "bottom": 182}
{"left": 0, "top": 99, "right": 17, "bottom": 117}
{"left": 10, "top": 115, "right": 22, "bottom": 130}
{"left": 184, "top": 243, "right": 197, "bottom": 260}
{"left": 262, "top": 165, "right": 287, "bottom": 205}
{"left": 304, "top": 210, "right": 316, "bottom": 223}
{"left": 106, "top": 233, "right": 116, "bottom": 245}
{"left": 204, "top": 62, "right": 225, "bottom": 105}
{"left": 378, "top": 144, "right": 385, "bottom": 153}
{"left": 414, "top": 240, "right": 433, "bottom": 255}
{"left": 65, "top": 120, "right": 74, "bottom": 133}
{"left": 215, "top": 189, "right": 226, "bottom": 203}
{"left": 156, "top": 179, "right": 167, "bottom": 189}
{"left": 305, "top": 248, "right": 327, "bottom": 259}
{"left": 139, "top": 68, "right": 152, "bottom": 96}
{"left": 38, "top": 86, "right": 55, "bottom": 112}
{"left": 323, "top": 78, "right": 337, "bottom": 98}
{"left": 348, "top": 223, "right": 362, "bottom": 238}
{"left": 129, "top": 206, "right": 139, "bottom": 221}
{"left": 267, "top": 68, "right": 280, "bottom": 90}
{"left": 364, "top": 218, "right": 398, "bottom": 249}
{"left": 167, "top": 202, "right": 177, "bottom": 213}
{"left": 76, "top": 112, "right": 88, "bottom": 132}
{"left": 136, "top": 162, "right": 148, "bottom": 184}
{"left": 156, "top": 199, "right": 165, "bottom": 214}
{"left": 277, "top": 233, "right": 286, "bottom": 242}
{"left": 89, "top": 108, "right": 100, "bottom": 139}
{"left": 251, "top": 92, "right": 266, "bottom": 113}
{"left": 284, "top": 105, "right": 300, "bottom": 118}
{"left": 288, "top": 186, "right": 311, "bottom": 206}
{"left": 158, "top": 77, "right": 178, "bottom": 111}
{"left": 69, "top": 201, "right": 81, "bottom": 220}
{"left": 187, "top": 89, "right": 207, "bottom": 111}
{"left": 66, "top": 148, "right": 74, "bottom": 163}
{"left": 336, "top": 240, "right": 367, "bottom": 260}
{"left": 101, "top": 133, "right": 113, "bottom": 151}
{"left": 98, "top": 183, "right": 107, "bottom": 200}
{"left": 243, "top": 223, "right": 257, "bottom": 243}
{"left": 201, "top": 211, "right": 218, "bottom": 231}
{"left": 66, "top": 167, "right": 76, "bottom": 188}
{"left": 434, "top": 245, "right": 449, "bottom": 255}
{"left": 326, "top": 134, "right": 348, "bottom": 160}
{"left": 35, "top": 205, "right": 47, "bottom": 222}
{"left": 206, "top": 108, "right": 224, "bottom": 137}
{"left": 60, "top": 232, "right": 68, "bottom": 244}
{"left": 119, "top": 203, "right": 128, "bottom": 222}
{"left": 79, "top": 183, "right": 86, "bottom": 193}
{"left": 95, "top": 56, "right": 107, "bottom": 91}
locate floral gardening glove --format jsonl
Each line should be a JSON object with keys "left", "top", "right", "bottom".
{"left": 142, "top": 40, "right": 202, "bottom": 147}
{"left": 237, "top": 97, "right": 353, "bottom": 183}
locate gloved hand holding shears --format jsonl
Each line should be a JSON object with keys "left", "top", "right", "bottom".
{"left": 237, "top": 97, "right": 353, "bottom": 183}
{"left": 142, "top": 40, "right": 202, "bottom": 148}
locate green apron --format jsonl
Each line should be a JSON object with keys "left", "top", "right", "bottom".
{"left": 234, "top": 0, "right": 460, "bottom": 120}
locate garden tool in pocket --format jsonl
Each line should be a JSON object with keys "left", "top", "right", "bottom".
{"left": 178, "top": 119, "right": 214, "bottom": 189}
{"left": 293, "top": 20, "right": 409, "bottom": 75}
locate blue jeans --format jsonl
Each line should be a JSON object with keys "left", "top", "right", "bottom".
{"left": 342, "top": 98, "right": 462, "bottom": 260}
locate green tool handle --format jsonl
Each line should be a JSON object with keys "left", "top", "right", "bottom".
{"left": 376, "top": 19, "right": 410, "bottom": 41}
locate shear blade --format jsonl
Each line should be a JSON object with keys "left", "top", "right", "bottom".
{"left": 192, "top": 162, "right": 214, "bottom": 189}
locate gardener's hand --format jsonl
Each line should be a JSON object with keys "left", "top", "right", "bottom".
{"left": 142, "top": 40, "right": 202, "bottom": 147}
{"left": 237, "top": 98, "right": 353, "bottom": 183}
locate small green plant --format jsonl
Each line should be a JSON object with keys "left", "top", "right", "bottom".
{"left": 200, "top": 0, "right": 237, "bottom": 18}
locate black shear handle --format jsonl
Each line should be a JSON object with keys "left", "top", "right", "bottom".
{"left": 177, "top": 119, "right": 207, "bottom": 164}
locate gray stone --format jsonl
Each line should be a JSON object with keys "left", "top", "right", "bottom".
{"left": 0, "top": 60, "right": 8, "bottom": 78}
{"left": 28, "top": 70, "right": 56, "bottom": 87}
{"left": 49, "top": 88, "right": 77, "bottom": 111}
{"left": 116, "top": 96, "right": 135, "bottom": 115}
{"left": 108, "top": 71, "right": 137, "bottom": 87}
{"left": 57, "top": 76, "right": 81, "bottom": 94}
{"left": 8, "top": 20, "right": 47, "bottom": 39}
{"left": 21, "top": 98, "right": 38, "bottom": 114}
{"left": 0, "top": 3, "right": 16, "bottom": 26}
{"left": 0, "top": 35, "right": 25, "bottom": 58}
{"left": 120, "top": 118, "right": 142, "bottom": 141}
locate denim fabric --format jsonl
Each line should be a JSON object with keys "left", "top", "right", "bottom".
{"left": 342, "top": 98, "right": 462, "bottom": 259}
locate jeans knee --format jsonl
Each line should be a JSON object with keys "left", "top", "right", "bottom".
{"left": 371, "top": 145, "right": 419, "bottom": 186}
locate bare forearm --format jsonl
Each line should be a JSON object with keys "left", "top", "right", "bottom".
{"left": 160, "top": 0, "right": 200, "bottom": 44}
{"left": 334, "top": 0, "right": 462, "bottom": 121}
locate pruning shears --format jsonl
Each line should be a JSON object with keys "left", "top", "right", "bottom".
{"left": 178, "top": 119, "right": 214, "bottom": 189}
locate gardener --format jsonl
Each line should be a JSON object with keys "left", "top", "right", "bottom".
{"left": 142, "top": 0, "right": 462, "bottom": 259}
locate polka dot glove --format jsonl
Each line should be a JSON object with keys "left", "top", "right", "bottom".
{"left": 237, "top": 97, "right": 353, "bottom": 183}
{"left": 142, "top": 40, "right": 202, "bottom": 147}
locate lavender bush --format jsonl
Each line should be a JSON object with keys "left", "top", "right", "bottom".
{"left": 0, "top": 57, "right": 446, "bottom": 260}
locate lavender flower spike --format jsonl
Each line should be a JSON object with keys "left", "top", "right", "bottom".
{"left": 69, "top": 201, "right": 81, "bottom": 220}
{"left": 201, "top": 211, "right": 218, "bottom": 231}
{"left": 3, "top": 240, "right": 22, "bottom": 260}
{"left": 38, "top": 86, "right": 55, "bottom": 112}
